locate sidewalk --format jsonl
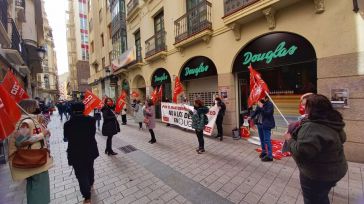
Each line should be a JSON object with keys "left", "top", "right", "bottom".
{"left": 0, "top": 115, "right": 363, "bottom": 204}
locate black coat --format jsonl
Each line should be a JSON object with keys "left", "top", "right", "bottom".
{"left": 101, "top": 106, "right": 120, "bottom": 136}
{"left": 64, "top": 115, "right": 99, "bottom": 166}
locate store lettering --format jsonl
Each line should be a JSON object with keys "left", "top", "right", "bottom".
{"left": 154, "top": 73, "right": 168, "bottom": 83}
{"left": 184, "top": 63, "right": 209, "bottom": 77}
{"left": 242, "top": 41, "right": 298, "bottom": 65}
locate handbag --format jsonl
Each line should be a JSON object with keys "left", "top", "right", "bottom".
{"left": 12, "top": 117, "right": 50, "bottom": 169}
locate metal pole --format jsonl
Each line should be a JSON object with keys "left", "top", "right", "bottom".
{"left": 264, "top": 91, "right": 289, "bottom": 125}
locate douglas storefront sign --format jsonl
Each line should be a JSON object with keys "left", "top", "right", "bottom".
{"left": 151, "top": 68, "right": 171, "bottom": 86}
{"left": 180, "top": 56, "right": 217, "bottom": 81}
{"left": 233, "top": 32, "right": 316, "bottom": 72}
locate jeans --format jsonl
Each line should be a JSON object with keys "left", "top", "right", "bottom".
{"left": 196, "top": 130, "right": 204, "bottom": 150}
{"left": 149, "top": 129, "right": 156, "bottom": 142}
{"left": 300, "top": 173, "right": 337, "bottom": 204}
{"left": 216, "top": 115, "right": 224, "bottom": 138}
{"left": 106, "top": 135, "right": 114, "bottom": 152}
{"left": 73, "top": 160, "right": 95, "bottom": 200}
{"left": 257, "top": 125, "right": 272, "bottom": 158}
{"left": 59, "top": 112, "right": 63, "bottom": 120}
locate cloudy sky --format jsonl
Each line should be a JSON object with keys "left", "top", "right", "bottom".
{"left": 44, "top": 0, "right": 68, "bottom": 75}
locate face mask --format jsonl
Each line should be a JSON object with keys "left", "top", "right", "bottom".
{"left": 19, "top": 127, "right": 30, "bottom": 136}
{"left": 107, "top": 101, "right": 114, "bottom": 107}
{"left": 299, "top": 104, "right": 305, "bottom": 115}
{"left": 33, "top": 108, "right": 41, "bottom": 115}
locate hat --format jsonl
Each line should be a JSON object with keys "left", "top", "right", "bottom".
{"left": 71, "top": 102, "right": 85, "bottom": 113}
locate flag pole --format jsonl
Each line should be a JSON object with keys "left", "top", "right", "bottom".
{"left": 264, "top": 91, "right": 289, "bottom": 125}
{"left": 16, "top": 103, "right": 47, "bottom": 129}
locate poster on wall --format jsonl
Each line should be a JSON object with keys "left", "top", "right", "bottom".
{"left": 330, "top": 88, "right": 349, "bottom": 108}
{"left": 161, "top": 102, "right": 220, "bottom": 136}
{"left": 218, "top": 86, "right": 230, "bottom": 105}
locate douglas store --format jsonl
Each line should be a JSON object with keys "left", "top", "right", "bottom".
{"left": 233, "top": 32, "right": 317, "bottom": 127}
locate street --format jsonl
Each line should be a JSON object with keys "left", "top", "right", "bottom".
{"left": 1, "top": 114, "right": 364, "bottom": 204}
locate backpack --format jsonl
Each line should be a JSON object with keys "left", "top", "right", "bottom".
{"left": 203, "top": 114, "right": 208, "bottom": 125}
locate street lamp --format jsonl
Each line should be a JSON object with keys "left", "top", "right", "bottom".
{"left": 37, "top": 46, "right": 46, "bottom": 61}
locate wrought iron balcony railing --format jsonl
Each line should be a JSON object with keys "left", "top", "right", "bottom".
{"left": 145, "top": 30, "right": 166, "bottom": 58}
{"left": 127, "top": 0, "right": 139, "bottom": 16}
{"left": 9, "top": 18, "right": 22, "bottom": 53}
{"left": 0, "top": 0, "right": 8, "bottom": 32}
{"left": 223, "top": 0, "right": 259, "bottom": 16}
{"left": 174, "top": 0, "right": 212, "bottom": 43}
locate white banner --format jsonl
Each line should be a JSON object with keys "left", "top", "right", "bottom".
{"left": 161, "top": 102, "right": 220, "bottom": 136}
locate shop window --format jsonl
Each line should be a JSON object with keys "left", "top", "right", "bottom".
{"left": 188, "top": 92, "right": 218, "bottom": 107}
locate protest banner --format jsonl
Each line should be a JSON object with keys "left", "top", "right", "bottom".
{"left": 161, "top": 102, "right": 219, "bottom": 136}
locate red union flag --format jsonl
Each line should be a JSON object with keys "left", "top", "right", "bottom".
{"left": 115, "top": 90, "right": 127, "bottom": 114}
{"left": 0, "top": 85, "right": 21, "bottom": 140}
{"left": 248, "top": 65, "right": 269, "bottom": 107}
{"left": 83, "top": 90, "right": 102, "bottom": 115}
{"left": 131, "top": 91, "right": 139, "bottom": 99}
{"left": 151, "top": 87, "right": 159, "bottom": 104}
{"left": 157, "top": 85, "right": 163, "bottom": 102}
{"left": 2, "top": 71, "right": 29, "bottom": 102}
{"left": 173, "top": 77, "right": 183, "bottom": 103}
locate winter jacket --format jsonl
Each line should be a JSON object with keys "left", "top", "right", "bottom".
{"left": 134, "top": 103, "right": 144, "bottom": 123}
{"left": 101, "top": 106, "right": 120, "bottom": 136}
{"left": 64, "top": 115, "right": 99, "bottom": 166}
{"left": 217, "top": 101, "right": 226, "bottom": 117}
{"left": 250, "top": 101, "right": 275, "bottom": 129}
{"left": 144, "top": 105, "right": 156, "bottom": 129}
{"left": 190, "top": 106, "right": 209, "bottom": 131}
{"left": 288, "top": 119, "right": 348, "bottom": 182}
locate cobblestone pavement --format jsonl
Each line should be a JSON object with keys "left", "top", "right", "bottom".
{"left": 1, "top": 114, "right": 364, "bottom": 204}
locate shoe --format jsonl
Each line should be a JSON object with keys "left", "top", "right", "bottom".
{"left": 105, "top": 150, "right": 108, "bottom": 154}
{"left": 196, "top": 149, "right": 205, "bottom": 154}
{"left": 259, "top": 153, "right": 266, "bottom": 158}
{"left": 261, "top": 156, "right": 273, "bottom": 162}
{"left": 150, "top": 140, "right": 156, "bottom": 144}
{"left": 108, "top": 151, "right": 118, "bottom": 156}
{"left": 148, "top": 140, "right": 152, "bottom": 143}
{"left": 83, "top": 199, "right": 91, "bottom": 204}
{"left": 220, "top": 137, "right": 223, "bottom": 141}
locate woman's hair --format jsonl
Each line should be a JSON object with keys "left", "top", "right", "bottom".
{"left": 18, "top": 99, "right": 38, "bottom": 114}
{"left": 104, "top": 97, "right": 113, "bottom": 104}
{"left": 147, "top": 99, "right": 153, "bottom": 106}
{"left": 215, "top": 97, "right": 221, "bottom": 102}
{"left": 71, "top": 102, "right": 85, "bottom": 115}
{"left": 194, "top": 99, "right": 204, "bottom": 107}
{"left": 305, "top": 94, "right": 343, "bottom": 122}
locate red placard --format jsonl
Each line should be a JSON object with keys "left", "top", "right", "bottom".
{"left": 0, "top": 85, "right": 21, "bottom": 140}
{"left": 82, "top": 90, "right": 102, "bottom": 115}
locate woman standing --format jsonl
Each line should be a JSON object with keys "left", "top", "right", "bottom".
{"left": 101, "top": 98, "right": 120, "bottom": 155}
{"left": 144, "top": 99, "right": 156, "bottom": 143}
{"left": 133, "top": 100, "right": 144, "bottom": 130}
{"left": 8, "top": 99, "right": 53, "bottom": 204}
{"left": 189, "top": 100, "right": 209, "bottom": 154}
{"left": 284, "top": 94, "right": 347, "bottom": 204}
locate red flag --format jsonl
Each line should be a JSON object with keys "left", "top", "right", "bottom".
{"left": 2, "top": 71, "right": 29, "bottom": 102}
{"left": 0, "top": 85, "right": 21, "bottom": 140}
{"left": 115, "top": 90, "right": 127, "bottom": 114}
{"left": 83, "top": 90, "right": 102, "bottom": 115}
{"left": 157, "top": 85, "right": 163, "bottom": 102}
{"left": 131, "top": 91, "right": 139, "bottom": 99}
{"left": 248, "top": 65, "right": 269, "bottom": 108}
{"left": 151, "top": 87, "right": 158, "bottom": 104}
{"left": 173, "top": 77, "right": 184, "bottom": 103}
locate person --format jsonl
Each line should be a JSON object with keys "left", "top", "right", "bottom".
{"left": 101, "top": 98, "right": 120, "bottom": 155}
{"left": 93, "top": 108, "right": 102, "bottom": 130}
{"left": 215, "top": 97, "right": 226, "bottom": 141}
{"left": 284, "top": 94, "right": 347, "bottom": 204}
{"left": 64, "top": 102, "right": 99, "bottom": 204}
{"left": 250, "top": 96, "right": 275, "bottom": 162}
{"left": 65, "top": 101, "right": 72, "bottom": 120}
{"left": 144, "top": 99, "right": 156, "bottom": 144}
{"left": 189, "top": 100, "right": 209, "bottom": 154}
{"left": 165, "top": 97, "right": 171, "bottom": 127}
{"left": 56, "top": 102, "right": 64, "bottom": 121}
{"left": 133, "top": 100, "right": 144, "bottom": 130}
{"left": 8, "top": 99, "right": 52, "bottom": 204}
{"left": 121, "top": 103, "right": 127, "bottom": 125}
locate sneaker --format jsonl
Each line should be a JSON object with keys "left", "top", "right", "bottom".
{"left": 259, "top": 153, "right": 266, "bottom": 158}
{"left": 261, "top": 156, "right": 273, "bottom": 162}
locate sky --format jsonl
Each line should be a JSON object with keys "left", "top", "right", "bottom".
{"left": 44, "top": 0, "right": 68, "bottom": 75}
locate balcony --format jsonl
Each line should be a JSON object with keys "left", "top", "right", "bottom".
{"left": 4, "top": 19, "right": 24, "bottom": 65}
{"left": 224, "top": 0, "right": 260, "bottom": 17}
{"left": 174, "top": 0, "right": 212, "bottom": 51}
{"left": 15, "top": 0, "right": 26, "bottom": 22}
{"left": 126, "top": 46, "right": 143, "bottom": 70}
{"left": 0, "top": 0, "right": 11, "bottom": 47}
{"left": 145, "top": 31, "right": 167, "bottom": 62}
{"left": 126, "top": 0, "right": 140, "bottom": 22}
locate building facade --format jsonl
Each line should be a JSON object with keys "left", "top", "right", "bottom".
{"left": 66, "top": 0, "right": 91, "bottom": 99}
{"left": 87, "top": 0, "right": 117, "bottom": 100}
{"left": 100, "top": 0, "right": 364, "bottom": 162}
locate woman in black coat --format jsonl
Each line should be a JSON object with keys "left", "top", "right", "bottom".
{"left": 101, "top": 98, "right": 120, "bottom": 155}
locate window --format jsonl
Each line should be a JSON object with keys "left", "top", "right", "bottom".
{"left": 112, "top": 1, "right": 119, "bottom": 21}
{"left": 99, "top": 9, "right": 102, "bottom": 22}
{"left": 101, "top": 33, "right": 104, "bottom": 47}
{"left": 102, "top": 57, "right": 105, "bottom": 68}
{"left": 108, "top": 24, "right": 112, "bottom": 39}
{"left": 89, "top": 18, "right": 93, "bottom": 32}
{"left": 94, "top": 63, "right": 99, "bottom": 73}
{"left": 134, "top": 30, "right": 141, "bottom": 60}
{"left": 91, "top": 41, "right": 94, "bottom": 53}
{"left": 109, "top": 51, "right": 112, "bottom": 64}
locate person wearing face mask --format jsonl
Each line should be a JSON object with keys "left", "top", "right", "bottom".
{"left": 189, "top": 100, "right": 209, "bottom": 154}
{"left": 8, "top": 99, "right": 52, "bottom": 204}
{"left": 214, "top": 97, "right": 226, "bottom": 141}
{"left": 144, "top": 99, "right": 157, "bottom": 143}
{"left": 250, "top": 96, "right": 275, "bottom": 162}
{"left": 101, "top": 98, "right": 120, "bottom": 155}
